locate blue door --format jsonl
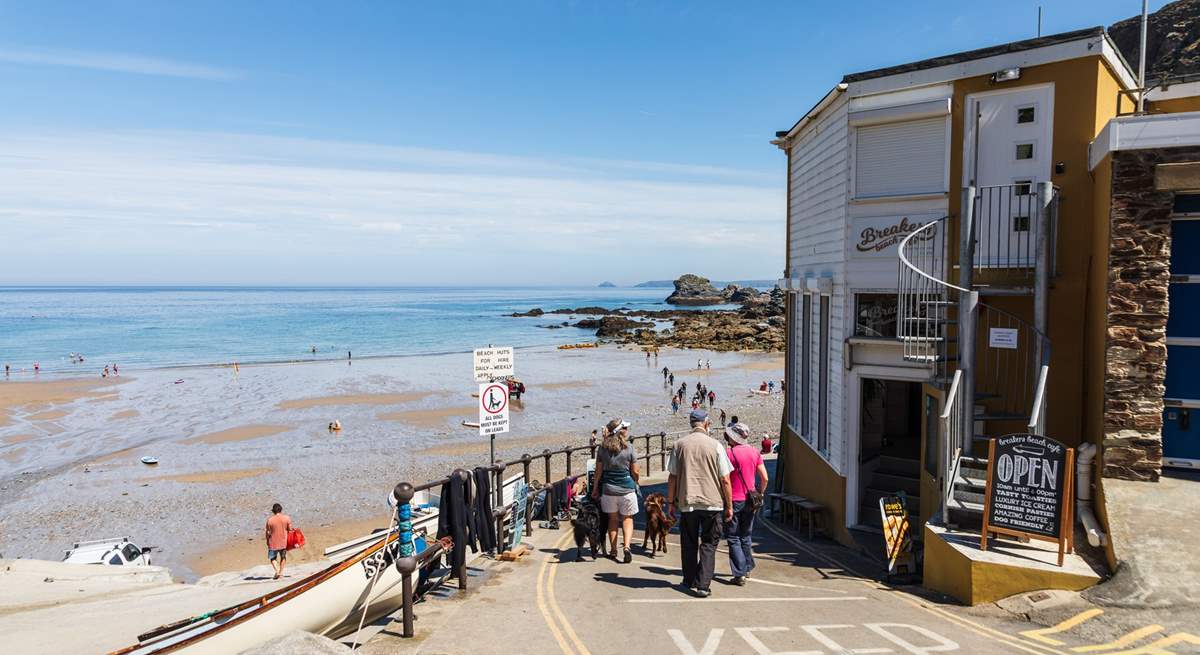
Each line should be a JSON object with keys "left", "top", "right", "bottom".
{"left": 1164, "top": 195, "right": 1200, "bottom": 469}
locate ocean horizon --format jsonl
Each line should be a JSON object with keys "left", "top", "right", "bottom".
{"left": 0, "top": 285, "right": 749, "bottom": 374}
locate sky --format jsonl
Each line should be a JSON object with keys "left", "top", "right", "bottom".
{"left": 0, "top": 1, "right": 1169, "bottom": 286}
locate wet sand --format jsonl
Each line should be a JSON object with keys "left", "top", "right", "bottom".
{"left": 180, "top": 424, "right": 293, "bottom": 445}
{"left": 0, "top": 377, "right": 129, "bottom": 426}
{"left": 276, "top": 392, "right": 432, "bottom": 410}
{"left": 0, "top": 345, "right": 783, "bottom": 581}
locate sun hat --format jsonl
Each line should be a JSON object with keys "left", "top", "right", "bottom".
{"left": 689, "top": 408, "right": 708, "bottom": 423}
{"left": 606, "top": 418, "right": 631, "bottom": 433}
{"left": 724, "top": 422, "right": 751, "bottom": 445}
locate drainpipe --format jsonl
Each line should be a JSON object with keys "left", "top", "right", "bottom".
{"left": 1137, "top": 0, "right": 1148, "bottom": 114}
{"left": 1075, "top": 443, "right": 1108, "bottom": 547}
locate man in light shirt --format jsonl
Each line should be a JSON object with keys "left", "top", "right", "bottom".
{"left": 667, "top": 409, "right": 733, "bottom": 597}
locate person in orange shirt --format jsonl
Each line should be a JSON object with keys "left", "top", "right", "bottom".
{"left": 265, "top": 503, "right": 293, "bottom": 580}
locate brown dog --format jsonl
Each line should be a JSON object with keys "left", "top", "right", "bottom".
{"left": 641, "top": 492, "right": 676, "bottom": 558}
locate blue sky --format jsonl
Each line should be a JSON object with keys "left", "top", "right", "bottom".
{"left": 0, "top": 1, "right": 1165, "bottom": 285}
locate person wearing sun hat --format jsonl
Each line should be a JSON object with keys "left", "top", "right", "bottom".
{"left": 592, "top": 417, "right": 640, "bottom": 563}
{"left": 722, "top": 422, "right": 769, "bottom": 585}
{"left": 667, "top": 408, "right": 733, "bottom": 597}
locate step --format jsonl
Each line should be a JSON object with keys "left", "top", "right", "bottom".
{"left": 870, "top": 472, "right": 921, "bottom": 496}
{"left": 877, "top": 455, "right": 921, "bottom": 477}
{"left": 975, "top": 412, "right": 1026, "bottom": 422}
{"left": 953, "top": 470, "right": 986, "bottom": 489}
{"left": 952, "top": 489, "right": 985, "bottom": 505}
{"left": 948, "top": 497, "right": 984, "bottom": 514}
{"left": 973, "top": 391, "right": 1000, "bottom": 400}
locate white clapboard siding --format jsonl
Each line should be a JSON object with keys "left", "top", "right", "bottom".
{"left": 785, "top": 94, "right": 849, "bottom": 476}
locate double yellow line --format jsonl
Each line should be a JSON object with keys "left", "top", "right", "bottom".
{"left": 535, "top": 530, "right": 592, "bottom": 655}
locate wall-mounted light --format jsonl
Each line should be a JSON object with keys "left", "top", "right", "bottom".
{"left": 992, "top": 67, "right": 1022, "bottom": 83}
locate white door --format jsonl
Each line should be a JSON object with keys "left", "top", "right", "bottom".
{"left": 963, "top": 84, "right": 1054, "bottom": 268}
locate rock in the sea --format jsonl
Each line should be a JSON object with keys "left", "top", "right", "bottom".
{"left": 241, "top": 631, "right": 351, "bottom": 654}
{"left": 665, "top": 274, "right": 727, "bottom": 306}
{"left": 510, "top": 308, "right": 544, "bottom": 317}
{"left": 598, "top": 281, "right": 617, "bottom": 288}
{"left": 595, "top": 315, "right": 653, "bottom": 337}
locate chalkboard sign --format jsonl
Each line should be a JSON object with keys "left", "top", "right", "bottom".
{"left": 980, "top": 433, "right": 1075, "bottom": 565}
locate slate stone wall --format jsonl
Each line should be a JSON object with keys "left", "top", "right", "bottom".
{"left": 1103, "top": 146, "right": 1200, "bottom": 481}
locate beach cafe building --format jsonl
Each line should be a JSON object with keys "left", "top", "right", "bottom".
{"left": 772, "top": 27, "right": 1200, "bottom": 604}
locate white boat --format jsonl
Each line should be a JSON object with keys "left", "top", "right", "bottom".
{"left": 140, "top": 456, "right": 159, "bottom": 465}
{"left": 63, "top": 537, "right": 152, "bottom": 566}
{"left": 109, "top": 531, "right": 411, "bottom": 655}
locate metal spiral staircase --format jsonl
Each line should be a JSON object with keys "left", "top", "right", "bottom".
{"left": 897, "top": 183, "right": 1057, "bottom": 527}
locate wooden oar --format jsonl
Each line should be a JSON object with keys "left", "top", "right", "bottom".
{"left": 136, "top": 606, "right": 239, "bottom": 642}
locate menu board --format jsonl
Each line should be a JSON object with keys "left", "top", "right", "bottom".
{"left": 985, "top": 433, "right": 1069, "bottom": 539}
{"left": 878, "top": 494, "right": 913, "bottom": 575}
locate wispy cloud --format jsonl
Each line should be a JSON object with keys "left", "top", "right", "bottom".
{"left": 0, "top": 131, "right": 782, "bottom": 284}
{"left": 0, "top": 47, "right": 241, "bottom": 80}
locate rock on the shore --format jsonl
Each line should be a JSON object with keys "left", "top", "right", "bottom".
{"left": 665, "top": 274, "right": 727, "bottom": 306}
{"left": 510, "top": 308, "right": 544, "bottom": 317}
{"left": 595, "top": 315, "right": 654, "bottom": 337}
{"left": 241, "top": 631, "right": 351, "bottom": 654}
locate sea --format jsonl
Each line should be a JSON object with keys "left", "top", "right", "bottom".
{"left": 0, "top": 286, "right": 735, "bottom": 374}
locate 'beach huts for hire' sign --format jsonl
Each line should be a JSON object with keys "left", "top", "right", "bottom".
{"left": 474, "top": 346, "right": 514, "bottom": 382}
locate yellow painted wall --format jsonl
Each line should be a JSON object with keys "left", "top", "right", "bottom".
{"left": 947, "top": 57, "right": 1127, "bottom": 449}
{"left": 1150, "top": 96, "right": 1200, "bottom": 114}
{"left": 780, "top": 425, "right": 852, "bottom": 546}
{"left": 918, "top": 383, "right": 945, "bottom": 527}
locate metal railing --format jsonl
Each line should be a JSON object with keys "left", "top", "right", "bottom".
{"left": 972, "top": 302, "right": 1051, "bottom": 432}
{"left": 971, "top": 184, "right": 1057, "bottom": 275}
{"left": 897, "top": 214, "right": 962, "bottom": 377}
{"left": 389, "top": 429, "right": 690, "bottom": 638}
{"left": 939, "top": 370, "right": 964, "bottom": 522}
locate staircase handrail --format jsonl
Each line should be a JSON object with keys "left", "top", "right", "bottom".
{"left": 897, "top": 218, "right": 968, "bottom": 294}
{"left": 1028, "top": 362, "right": 1050, "bottom": 431}
{"left": 939, "top": 369, "right": 963, "bottom": 522}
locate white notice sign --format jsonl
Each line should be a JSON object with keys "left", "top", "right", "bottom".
{"left": 473, "top": 346, "right": 514, "bottom": 382}
{"left": 478, "top": 382, "right": 510, "bottom": 436}
{"left": 989, "top": 328, "right": 1019, "bottom": 350}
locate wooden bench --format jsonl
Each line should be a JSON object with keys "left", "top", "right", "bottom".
{"left": 767, "top": 492, "right": 826, "bottom": 540}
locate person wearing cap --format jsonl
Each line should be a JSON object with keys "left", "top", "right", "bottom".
{"left": 667, "top": 408, "right": 733, "bottom": 597}
{"left": 592, "top": 418, "right": 640, "bottom": 563}
{"left": 723, "top": 422, "right": 769, "bottom": 585}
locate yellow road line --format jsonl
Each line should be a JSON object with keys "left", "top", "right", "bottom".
{"left": 546, "top": 530, "right": 592, "bottom": 655}
{"left": 759, "top": 518, "right": 1065, "bottom": 655}
{"left": 1021, "top": 609, "right": 1105, "bottom": 646}
{"left": 1106, "top": 632, "right": 1200, "bottom": 655}
{"left": 1071, "top": 625, "right": 1164, "bottom": 652}
{"left": 535, "top": 531, "right": 577, "bottom": 655}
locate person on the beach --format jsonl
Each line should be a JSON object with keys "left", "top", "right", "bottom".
{"left": 4, "top": 363, "right": 9, "bottom": 377}
{"left": 761, "top": 434, "right": 774, "bottom": 454}
{"left": 669, "top": 373, "right": 674, "bottom": 386}
{"left": 103, "top": 365, "right": 110, "bottom": 377}
{"left": 759, "top": 381, "right": 768, "bottom": 392}
{"left": 662, "top": 366, "right": 669, "bottom": 380}
{"left": 33, "top": 362, "right": 39, "bottom": 373}
{"left": 590, "top": 429, "right": 599, "bottom": 450}
{"left": 729, "top": 414, "right": 739, "bottom": 427}
{"left": 347, "top": 351, "right": 352, "bottom": 360}
{"left": 672, "top": 398, "right": 680, "bottom": 415}
{"left": 265, "top": 503, "right": 294, "bottom": 580}
{"left": 667, "top": 409, "right": 732, "bottom": 598}
{"left": 719, "top": 409, "right": 727, "bottom": 425}
{"left": 592, "top": 418, "right": 640, "bottom": 563}
{"left": 706, "top": 359, "right": 711, "bottom": 369}
{"left": 680, "top": 382, "right": 687, "bottom": 396}
{"left": 113, "top": 363, "right": 119, "bottom": 376}
{"left": 768, "top": 381, "right": 775, "bottom": 393}
{"left": 723, "top": 422, "right": 768, "bottom": 586}
{"left": 646, "top": 351, "right": 651, "bottom": 362}
{"left": 708, "top": 390, "right": 716, "bottom": 407}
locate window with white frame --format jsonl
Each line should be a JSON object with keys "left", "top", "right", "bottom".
{"left": 786, "top": 295, "right": 801, "bottom": 434}
{"left": 801, "top": 293, "right": 812, "bottom": 441}
{"left": 817, "top": 294, "right": 830, "bottom": 455}
{"left": 854, "top": 117, "right": 947, "bottom": 199}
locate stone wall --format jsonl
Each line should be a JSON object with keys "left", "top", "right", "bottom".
{"left": 1102, "top": 146, "right": 1200, "bottom": 481}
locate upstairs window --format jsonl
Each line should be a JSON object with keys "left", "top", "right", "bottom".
{"left": 854, "top": 117, "right": 947, "bottom": 199}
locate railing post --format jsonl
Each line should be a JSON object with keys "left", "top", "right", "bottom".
{"left": 642, "top": 434, "right": 651, "bottom": 472}
{"left": 394, "top": 481, "right": 418, "bottom": 638}
{"left": 958, "top": 185, "right": 979, "bottom": 456}
{"left": 660, "top": 432, "right": 667, "bottom": 471}
{"left": 566, "top": 448, "right": 573, "bottom": 477}
{"left": 542, "top": 449, "right": 554, "bottom": 521}
{"left": 520, "top": 454, "right": 533, "bottom": 536}
{"left": 493, "top": 463, "right": 506, "bottom": 552}
{"left": 1035, "top": 182, "right": 1052, "bottom": 391}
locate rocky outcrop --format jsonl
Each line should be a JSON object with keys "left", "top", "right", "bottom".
{"left": 1110, "top": 0, "right": 1200, "bottom": 81}
{"left": 595, "top": 315, "right": 654, "bottom": 337}
{"left": 598, "top": 281, "right": 617, "bottom": 288}
{"left": 510, "top": 308, "right": 544, "bottom": 317}
{"left": 665, "top": 274, "right": 727, "bottom": 306}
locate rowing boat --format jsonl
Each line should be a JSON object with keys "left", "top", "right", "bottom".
{"left": 108, "top": 530, "right": 410, "bottom": 654}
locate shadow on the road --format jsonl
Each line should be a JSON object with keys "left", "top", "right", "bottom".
{"left": 591, "top": 571, "right": 677, "bottom": 590}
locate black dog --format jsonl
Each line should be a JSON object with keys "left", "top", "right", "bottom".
{"left": 570, "top": 500, "right": 608, "bottom": 561}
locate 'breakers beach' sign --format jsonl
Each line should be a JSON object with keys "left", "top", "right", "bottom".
{"left": 851, "top": 213, "right": 940, "bottom": 259}
{"left": 980, "top": 433, "right": 1076, "bottom": 565}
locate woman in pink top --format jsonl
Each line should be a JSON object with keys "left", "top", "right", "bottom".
{"left": 723, "top": 423, "right": 769, "bottom": 585}
{"left": 265, "top": 503, "right": 294, "bottom": 580}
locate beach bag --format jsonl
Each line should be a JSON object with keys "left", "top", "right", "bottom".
{"left": 287, "top": 527, "right": 306, "bottom": 550}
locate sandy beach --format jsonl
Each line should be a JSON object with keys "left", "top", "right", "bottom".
{"left": 0, "top": 344, "right": 782, "bottom": 580}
